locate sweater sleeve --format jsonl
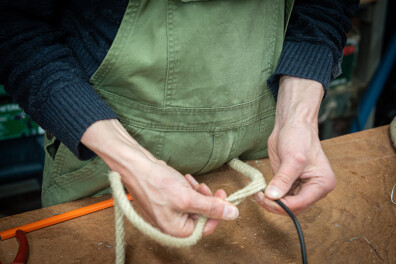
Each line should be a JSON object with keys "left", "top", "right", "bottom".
{"left": 0, "top": 1, "right": 118, "bottom": 160}
{"left": 267, "top": 0, "right": 360, "bottom": 100}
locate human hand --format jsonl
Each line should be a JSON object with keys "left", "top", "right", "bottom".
{"left": 254, "top": 76, "right": 336, "bottom": 215}
{"left": 81, "top": 119, "right": 238, "bottom": 237}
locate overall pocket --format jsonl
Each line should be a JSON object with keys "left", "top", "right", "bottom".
{"left": 42, "top": 138, "right": 110, "bottom": 207}
{"left": 240, "top": 113, "right": 275, "bottom": 160}
{"left": 159, "top": 130, "right": 215, "bottom": 175}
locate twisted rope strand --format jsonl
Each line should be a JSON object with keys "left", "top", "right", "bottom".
{"left": 108, "top": 158, "right": 266, "bottom": 263}
{"left": 114, "top": 198, "right": 125, "bottom": 264}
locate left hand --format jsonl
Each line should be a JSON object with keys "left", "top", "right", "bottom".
{"left": 254, "top": 76, "right": 336, "bottom": 215}
{"left": 184, "top": 174, "right": 228, "bottom": 236}
{"left": 81, "top": 119, "right": 238, "bottom": 238}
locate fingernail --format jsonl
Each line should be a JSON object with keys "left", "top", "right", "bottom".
{"left": 266, "top": 186, "right": 282, "bottom": 199}
{"left": 223, "top": 205, "right": 239, "bottom": 220}
{"left": 254, "top": 191, "right": 264, "bottom": 202}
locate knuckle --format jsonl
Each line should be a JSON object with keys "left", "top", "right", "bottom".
{"left": 291, "top": 152, "right": 307, "bottom": 165}
{"left": 177, "top": 195, "right": 192, "bottom": 211}
{"left": 320, "top": 170, "right": 336, "bottom": 194}
{"left": 275, "top": 173, "right": 291, "bottom": 186}
{"left": 324, "top": 176, "right": 336, "bottom": 193}
{"left": 207, "top": 199, "right": 221, "bottom": 218}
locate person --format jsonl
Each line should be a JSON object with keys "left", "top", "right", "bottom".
{"left": 0, "top": 0, "right": 359, "bottom": 238}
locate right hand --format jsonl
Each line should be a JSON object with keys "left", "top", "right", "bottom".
{"left": 81, "top": 119, "right": 239, "bottom": 237}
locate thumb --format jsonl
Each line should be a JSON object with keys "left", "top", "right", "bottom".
{"left": 187, "top": 191, "right": 239, "bottom": 220}
{"left": 266, "top": 155, "right": 305, "bottom": 199}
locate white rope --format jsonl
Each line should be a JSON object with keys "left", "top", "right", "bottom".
{"left": 108, "top": 158, "right": 266, "bottom": 263}
{"left": 113, "top": 197, "right": 125, "bottom": 264}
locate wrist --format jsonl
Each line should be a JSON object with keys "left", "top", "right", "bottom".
{"left": 274, "top": 76, "right": 323, "bottom": 130}
{"left": 81, "top": 119, "right": 146, "bottom": 167}
{"left": 81, "top": 119, "right": 136, "bottom": 149}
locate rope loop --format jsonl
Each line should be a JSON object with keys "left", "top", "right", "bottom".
{"left": 109, "top": 158, "right": 266, "bottom": 263}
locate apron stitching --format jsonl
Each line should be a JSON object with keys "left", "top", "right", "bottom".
{"left": 269, "top": 0, "right": 279, "bottom": 71}
{"left": 228, "top": 128, "right": 239, "bottom": 161}
{"left": 164, "top": 0, "right": 170, "bottom": 107}
{"left": 261, "top": 0, "right": 279, "bottom": 71}
{"left": 44, "top": 158, "right": 108, "bottom": 196}
{"left": 196, "top": 132, "right": 217, "bottom": 174}
{"left": 155, "top": 131, "right": 167, "bottom": 159}
{"left": 90, "top": 0, "right": 141, "bottom": 87}
{"left": 95, "top": 88, "right": 271, "bottom": 112}
{"left": 53, "top": 145, "right": 66, "bottom": 179}
{"left": 117, "top": 109, "right": 275, "bottom": 131}
{"left": 165, "top": 1, "right": 177, "bottom": 106}
{"left": 256, "top": 117, "right": 266, "bottom": 146}
{"left": 207, "top": 132, "right": 222, "bottom": 172}
{"left": 254, "top": 114, "right": 273, "bottom": 148}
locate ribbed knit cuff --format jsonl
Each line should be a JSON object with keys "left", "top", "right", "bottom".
{"left": 267, "top": 41, "right": 333, "bottom": 101}
{"left": 38, "top": 81, "right": 118, "bottom": 160}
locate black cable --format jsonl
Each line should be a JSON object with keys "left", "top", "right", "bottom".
{"left": 261, "top": 190, "right": 307, "bottom": 264}
{"left": 274, "top": 199, "right": 307, "bottom": 264}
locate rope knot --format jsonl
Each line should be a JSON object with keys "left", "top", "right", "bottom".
{"left": 109, "top": 158, "right": 266, "bottom": 263}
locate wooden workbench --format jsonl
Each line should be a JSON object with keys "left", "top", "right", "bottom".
{"left": 0, "top": 126, "right": 395, "bottom": 263}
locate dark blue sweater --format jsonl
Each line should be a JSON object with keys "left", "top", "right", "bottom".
{"left": 0, "top": 0, "right": 358, "bottom": 160}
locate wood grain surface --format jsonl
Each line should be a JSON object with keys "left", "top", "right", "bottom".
{"left": 0, "top": 126, "right": 395, "bottom": 263}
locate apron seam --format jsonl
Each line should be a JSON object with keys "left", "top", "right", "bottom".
{"left": 43, "top": 158, "right": 108, "bottom": 197}
{"left": 53, "top": 145, "right": 67, "bottom": 178}
{"left": 155, "top": 131, "right": 167, "bottom": 159}
{"left": 165, "top": 1, "right": 177, "bottom": 106}
{"left": 90, "top": 0, "right": 141, "bottom": 87}
{"left": 196, "top": 131, "right": 217, "bottom": 174}
{"left": 268, "top": 0, "right": 279, "bottom": 71}
{"left": 96, "top": 88, "right": 272, "bottom": 112}
{"left": 117, "top": 109, "right": 275, "bottom": 131}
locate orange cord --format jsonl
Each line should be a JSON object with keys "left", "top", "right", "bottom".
{"left": 0, "top": 194, "right": 132, "bottom": 240}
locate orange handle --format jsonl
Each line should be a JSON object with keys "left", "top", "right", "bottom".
{"left": 0, "top": 194, "right": 132, "bottom": 240}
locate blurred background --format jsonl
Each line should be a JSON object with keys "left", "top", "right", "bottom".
{"left": 0, "top": 0, "right": 395, "bottom": 217}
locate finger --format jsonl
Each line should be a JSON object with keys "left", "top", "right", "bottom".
{"left": 253, "top": 191, "right": 264, "bottom": 202}
{"left": 287, "top": 180, "right": 303, "bottom": 196}
{"left": 185, "top": 175, "right": 214, "bottom": 197}
{"left": 190, "top": 214, "right": 199, "bottom": 221}
{"left": 281, "top": 175, "right": 335, "bottom": 215}
{"left": 254, "top": 191, "right": 286, "bottom": 215}
{"left": 187, "top": 191, "right": 239, "bottom": 220}
{"left": 203, "top": 218, "right": 219, "bottom": 236}
{"left": 197, "top": 183, "right": 213, "bottom": 196}
{"left": 214, "top": 189, "right": 227, "bottom": 200}
{"left": 265, "top": 154, "right": 306, "bottom": 200}
{"left": 185, "top": 174, "right": 199, "bottom": 189}
{"left": 177, "top": 217, "right": 199, "bottom": 238}
{"left": 263, "top": 198, "right": 286, "bottom": 215}
{"left": 203, "top": 189, "right": 227, "bottom": 236}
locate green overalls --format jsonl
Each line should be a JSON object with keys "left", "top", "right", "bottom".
{"left": 42, "top": 0, "right": 294, "bottom": 207}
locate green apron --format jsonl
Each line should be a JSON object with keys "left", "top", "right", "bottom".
{"left": 42, "top": 0, "right": 294, "bottom": 207}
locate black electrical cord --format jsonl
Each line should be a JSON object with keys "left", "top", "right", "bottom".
{"left": 274, "top": 199, "right": 307, "bottom": 264}
{"left": 261, "top": 190, "right": 307, "bottom": 264}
